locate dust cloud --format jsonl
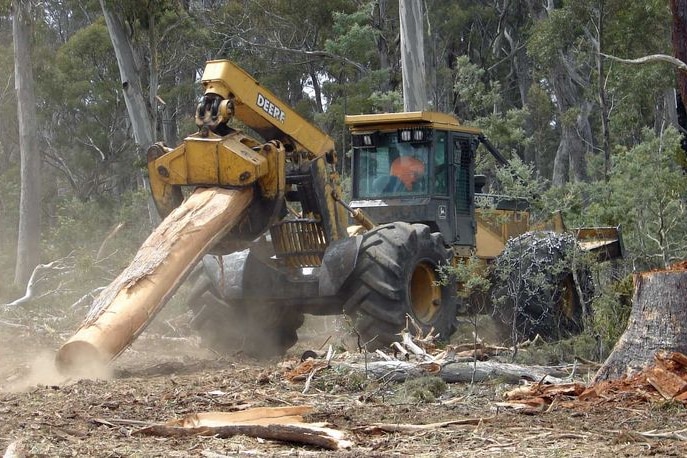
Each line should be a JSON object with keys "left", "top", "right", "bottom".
{"left": 1, "top": 345, "right": 113, "bottom": 393}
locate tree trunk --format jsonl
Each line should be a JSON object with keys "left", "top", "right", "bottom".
{"left": 399, "top": 0, "right": 427, "bottom": 111}
{"left": 12, "top": 0, "right": 42, "bottom": 288}
{"left": 550, "top": 60, "right": 591, "bottom": 187}
{"left": 100, "top": 0, "right": 154, "bottom": 150}
{"left": 56, "top": 187, "right": 254, "bottom": 374}
{"left": 594, "top": 263, "right": 687, "bottom": 382}
{"left": 595, "top": 4, "right": 611, "bottom": 180}
{"left": 373, "top": 0, "right": 392, "bottom": 92}
{"left": 671, "top": 0, "right": 687, "bottom": 110}
{"left": 551, "top": 130, "right": 570, "bottom": 187}
{"left": 100, "top": 0, "right": 158, "bottom": 224}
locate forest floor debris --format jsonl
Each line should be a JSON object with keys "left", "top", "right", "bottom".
{"left": 1, "top": 318, "right": 686, "bottom": 457}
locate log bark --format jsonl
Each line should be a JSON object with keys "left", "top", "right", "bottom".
{"left": 55, "top": 187, "right": 253, "bottom": 374}
{"left": 399, "top": 0, "right": 427, "bottom": 111}
{"left": 594, "top": 263, "right": 687, "bottom": 382}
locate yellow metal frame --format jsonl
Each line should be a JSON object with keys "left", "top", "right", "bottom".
{"left": 345, "top": 111, "right": 482, "bottom": 135}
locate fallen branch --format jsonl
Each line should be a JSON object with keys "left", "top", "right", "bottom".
{"left": 356, "top": 417, "right": 492, "bottom": 434}
{"left": 606, "top": 428, "right": 687, "bottom": 442}
{"left": 70, "top": 287, "right": 106, "bottom": 310}
{"left": 135, "top": 423, "right": 352, "bottom": 450}
{"left": 634, "top": 428, "right": 687, "bottom": 441}
{"left": 130, "top": 406, "right": 353, "bottom": 450}
{"left": 600, "top": 53, "right": 687, "bottom": 73}
{"left": 96, "top": 222, "right": 124, "bottom": 262}
{"left": 342, "top": 360, "right": 566, "bottom": 384}
{"left": 0, "top": 319, "right": 30, "bottom": 329}
{"left": 3, "top": 254, "right": 75, "bottom": 308}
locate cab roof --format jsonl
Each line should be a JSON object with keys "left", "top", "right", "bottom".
{"left": 345, "top": 111, "right": 482, "bottom": 135}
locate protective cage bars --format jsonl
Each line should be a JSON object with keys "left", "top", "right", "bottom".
{"left": 270, "top": 220, "right": 328, "bottom": 267}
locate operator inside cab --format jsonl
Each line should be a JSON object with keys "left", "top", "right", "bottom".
{"left": 390, "top": 155, "right": 425, "bottom": 191}
{"left": 352, "top": 129, "right": 432, "bottom": 198}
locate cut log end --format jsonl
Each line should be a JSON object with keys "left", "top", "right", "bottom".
{"left": 55, "top": 340, "right": 110, "bottom": 377}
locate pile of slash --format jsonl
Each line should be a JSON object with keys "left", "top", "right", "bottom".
{"left": 500, "top": 351, "right": 687, "bottom": 414}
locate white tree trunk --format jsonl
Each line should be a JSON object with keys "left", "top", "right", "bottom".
{"left": 12, "top": 0, "right": 42, "bottom": 287}
{"left": 99, "top": 0, "right": 159, "bottom": 224}
{"left": 399, "top": 0, "right": 428, "bottom": 112}
{"left": 99, "top": 0, "right": 154, "bottom": 149}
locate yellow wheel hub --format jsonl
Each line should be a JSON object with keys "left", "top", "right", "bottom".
{"left": 410, "top": 262, "right": 442, "bottom": 324}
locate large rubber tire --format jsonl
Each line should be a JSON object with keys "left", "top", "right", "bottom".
{"left": 491, "top": 231, "right": 594, "bottom": 343}
{"left": 188, "top": 256, "right": 304, "bottom": 359}
{"left": 342, "top": 222, "right": 458, "bottom": 349}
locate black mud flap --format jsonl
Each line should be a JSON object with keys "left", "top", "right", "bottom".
{"left": 318, "top": 235, "right": 362, "bottom": 296}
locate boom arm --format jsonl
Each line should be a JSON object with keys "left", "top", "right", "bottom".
{"left": 146, "top": 59, "right": 348, "bottom": 250}
{"left": 197, "top": 60, "right": 335, "bottom": 159}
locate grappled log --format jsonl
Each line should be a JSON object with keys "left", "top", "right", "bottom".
{"left": 594, "top": 262, "right": 687, "bottom": 382}
{"left": 55, "top": 187, "right": 253, "bottom": 374}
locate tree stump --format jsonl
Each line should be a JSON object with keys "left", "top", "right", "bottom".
{"left": 594, "top": 262, "right": 687, "bottom": 381}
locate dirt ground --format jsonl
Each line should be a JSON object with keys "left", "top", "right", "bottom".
{"left": 1, "top": 312, "right": 685, "bottom": 457}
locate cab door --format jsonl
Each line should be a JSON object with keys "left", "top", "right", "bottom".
{"left": 450, "top": 133, "right": 477, "bottom": 250}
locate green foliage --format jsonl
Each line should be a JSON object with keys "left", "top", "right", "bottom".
{"left": 393, "top": 376, "right": 447, "bottom": 404}
{"left": 448, "top": 255, "right": 491, "bottom": 298}
{"left": 454, "top": 55, "right": 501, "bottom": 119}
{"left": 527, "top": 8, "right": 581, "bottom": 68}
{"left": 513, "top": 333, "right": 602, "bottom": 366}
{"left": 590, "top": 275, "right": 633, "bottom": 350}
{"left": 326, "top": 4, "right": 378, "bottom": 65}
{"left": 585, "top": 128, "right": 687, "bottom": 269}
{"left": 44, "top": 190, "right": 149, "bottom": 265}
{"left": 312, "top": 366, "right": 371, "bottom": 394}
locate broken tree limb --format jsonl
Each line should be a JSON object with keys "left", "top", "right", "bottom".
{"left": 3, "top": 254, "right": 75, "bottom": 308}
{"left": 343, "top": 360, "right": 566, "bottom": 384}
{"left": 169, "top": 407, "right": 314, "bottom": 427}
{"left": 594, "top": 263, "right": 687, "bottom": 382}
{"left": 135, "top": 423, "right": 351, "bottom": 450}
{"left": 55, "top": 187, "right": 254, "bottom": 374}
{"left": 356, "top": 417, "right": 491, "bottom": 434}
{"left": 133, "top": 407, "right": 351, "bottom": 450}
{"left": 600, "top": 52, "right": 687, "bottom": 73}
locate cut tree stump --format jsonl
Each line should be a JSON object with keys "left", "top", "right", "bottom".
{"left": 594, "top": 262, "right": 687, "bottom": 382}
{"left": 56, "top": 187, "right": 253, "bottom": 374}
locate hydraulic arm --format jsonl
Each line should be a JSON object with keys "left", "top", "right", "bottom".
{"left": 146, "top": 60, "right": 348, "bottom": 249}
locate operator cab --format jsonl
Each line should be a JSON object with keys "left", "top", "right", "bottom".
{"left": 346, "top": 112, "right": 481, "bottom": 252}
{"left": 353, "top": 129, "right": 433, "bottom": 197}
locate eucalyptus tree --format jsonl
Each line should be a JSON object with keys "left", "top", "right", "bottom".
{"left": 12, "top": 0, "right": 41, "bottom": 287}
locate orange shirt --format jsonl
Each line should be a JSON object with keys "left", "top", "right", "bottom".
{"left": 390, "top": 156, "right": 425, "bottom": 190}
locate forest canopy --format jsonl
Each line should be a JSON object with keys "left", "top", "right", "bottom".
{"left": 1, "top": 0, "right": 685, "bottom": 309}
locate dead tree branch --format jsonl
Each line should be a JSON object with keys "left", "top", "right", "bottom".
{"left": 600, "top": 53, "right": 687, "bottom": 73}
{"left": 3, "top": 254, "right": 75, "bottom": 308}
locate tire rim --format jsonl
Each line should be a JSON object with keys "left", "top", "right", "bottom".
{"left": 410, "top": 261, "right": 442, "bottom": 324}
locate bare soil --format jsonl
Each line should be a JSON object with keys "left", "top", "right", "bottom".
{"left": 1, "top": 314, "right": 685, "bottom": 457}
